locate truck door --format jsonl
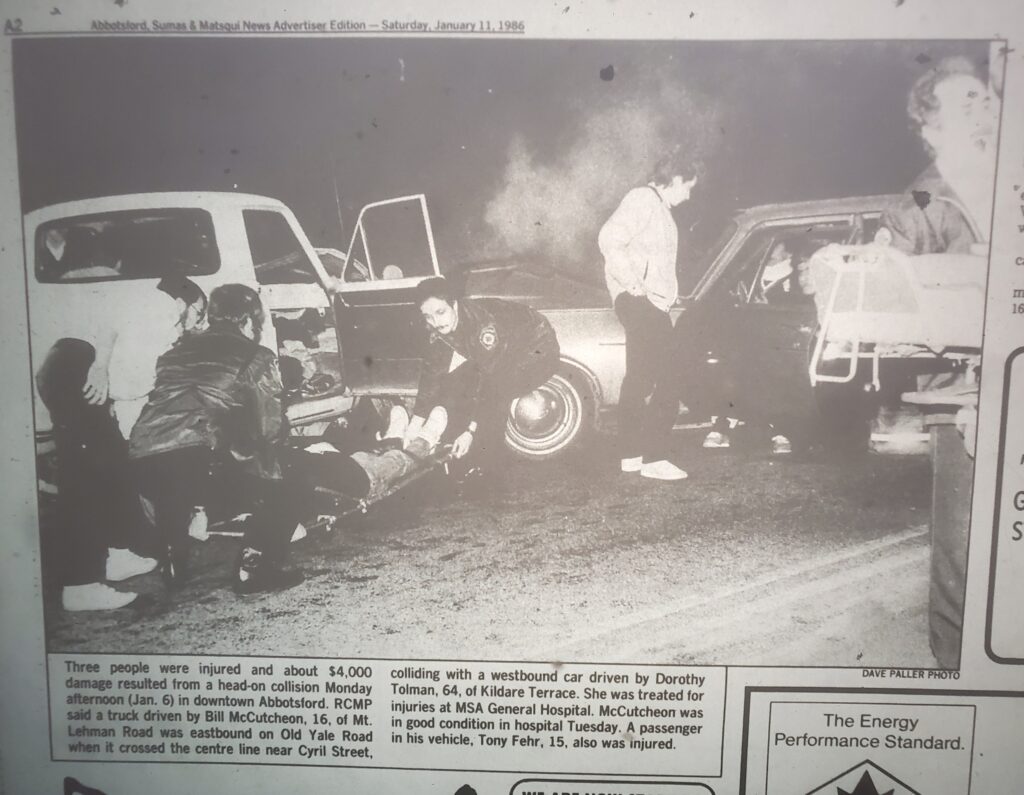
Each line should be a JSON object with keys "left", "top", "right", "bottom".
{"left": 333, "top": 195, "right": 441, "bottom": 395}
{"left": 242, "top": 207, "right": 346, "bottom": 425}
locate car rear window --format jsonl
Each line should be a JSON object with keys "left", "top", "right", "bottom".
{"left": 34, "top": 208, "right": 219, "bottom": 283}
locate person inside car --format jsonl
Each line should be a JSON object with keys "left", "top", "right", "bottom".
{"left": 409, "top": 276, "right": 560, "bottom": 475}
{"left": 129, "top": 283, "right": 304, "bottom": 594}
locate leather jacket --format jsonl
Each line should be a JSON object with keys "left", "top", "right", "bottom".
{"left": 414, "top": 297, "right": 559, "bottom": 417}
{"left": 128, "top": 327, "right": 285, "bottom": 480}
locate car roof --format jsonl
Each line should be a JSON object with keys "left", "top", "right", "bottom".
{"left": 733, "top": 193, "right": 900, "bottom": 227}
{"left": 25, "top": 192, "right": 289, "bottom": 225}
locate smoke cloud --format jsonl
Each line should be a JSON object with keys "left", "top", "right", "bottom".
{"left": 482, "top": 64, "right": 723, "bottom": 277}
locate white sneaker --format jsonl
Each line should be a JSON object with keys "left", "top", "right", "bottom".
{"left": 640, "top": 460, "right": 688, "bottom": 481}
{"left": 418, "top": 406, "right": 449, "bottom": 449}
{"left": 62, "top": 583, "right": 137, "bottom": 612}
{"left": 771, "top": 435, "right": 793, "bottom": 455}
{"left": 188, "top": 507, "right": 210, "bottom": 541}
{"left": 620, "top": 456, "right": 643, "bottom": 473}
{"left": 703, "top": 431, "right": 730, "bottom": 449}
{"left": 382, "top": 404, "right": 410, "bottom": 440}
{"left": 105, "top": 548, "right": 158, "bottom": 582}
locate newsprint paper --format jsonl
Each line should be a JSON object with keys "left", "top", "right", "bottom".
{"left": 1, "top": 0, "right": 1024, "bottom": 792}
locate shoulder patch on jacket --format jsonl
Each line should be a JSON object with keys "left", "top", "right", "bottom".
{"left": 479, "top": 324, "right": 497, "bottom": 350}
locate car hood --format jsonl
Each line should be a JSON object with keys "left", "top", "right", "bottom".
{"left": 460, "top": 265, "right": 610, "bottom": 310}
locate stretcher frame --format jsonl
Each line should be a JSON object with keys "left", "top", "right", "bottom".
{"left": 807, "top": 233, "right": 985, "bottom": 392}
{"left": 205, "top": 446, "right": 456, "bottom": 538}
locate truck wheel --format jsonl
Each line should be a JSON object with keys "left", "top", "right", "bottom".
{"left": 504, "top": 366, "right": 596, "bottom": 460}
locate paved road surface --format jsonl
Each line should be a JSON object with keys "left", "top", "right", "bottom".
{"left": 45, "top": 437, "right": 939, "bottom": 669}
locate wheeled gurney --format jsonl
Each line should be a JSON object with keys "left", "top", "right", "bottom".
{"left": 805, "top": 243, "right": 985, "bottom": 389}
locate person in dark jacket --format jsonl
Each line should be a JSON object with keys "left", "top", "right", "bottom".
{"left": 129, "top": 283, "right": 303, "bottom": 593}
{"left": 409, "top": 277, "right": 560, "bottom": 467}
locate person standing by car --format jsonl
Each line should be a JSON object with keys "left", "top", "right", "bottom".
{"left": 598, "top": 157, "right": 697, "bottom": 480}
{"left": 129, "top": 283, "right": 304, "bottom": 593}
{"left": 409, "top": 276, "right": 560, "bottom": 472}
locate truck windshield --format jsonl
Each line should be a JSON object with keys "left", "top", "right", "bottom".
{"left": 35, "top": 208, "right": 219, "bottom": 284}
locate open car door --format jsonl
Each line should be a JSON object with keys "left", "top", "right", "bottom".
{"left": 695, "top": 214, "right": 869, "bottom": 441}
{"left": 333, "top": 195, "right": 441, "bottom": 395}
{"left": 242, "top": 205, "right": 349, "bottom": 427}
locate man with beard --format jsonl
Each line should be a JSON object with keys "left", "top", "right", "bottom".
{"left": 129, "top": 283, "right": 303, "bottom": 593}
{"left": 881, "top": 56, "right": 998, "bottom": 254}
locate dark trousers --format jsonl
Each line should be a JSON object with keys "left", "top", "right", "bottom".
{"left": 284, "top": 446, "right": 372, "bottom": 501}
{"left": 614, "top": 294, "right": 680, "bottom": 462}
{"left": 437, "top": 345, "right": 560, "bottom": 464}
{"left": 135, "top": 448, "right": 301, "bottom": 566}
{"left": 36, "top": 339, "right": 146, "bottom": 586}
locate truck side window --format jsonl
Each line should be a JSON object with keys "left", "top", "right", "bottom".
{"left": 35, "top": 209, "right": 219, "bottom": 284}
{"left": 343, "top": 235, "right": 372, "bottom": 283}
{"left": 243, "top": 210, "right": 319, "bottom": 286}
{"left": 347, "top": 199, "right": 438, "bottom": 282}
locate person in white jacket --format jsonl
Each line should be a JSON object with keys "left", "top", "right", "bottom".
{"left": 598, "top": 157, "right": 697, "bottom": 481}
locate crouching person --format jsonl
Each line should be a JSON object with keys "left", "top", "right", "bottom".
{"left": 128, "top": 284, "right": 303, "bottom": 594}
{"left": 411, "top": 277, "right": 560, "bottom": 474}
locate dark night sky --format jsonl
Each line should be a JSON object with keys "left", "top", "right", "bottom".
{"left": 13, "top": 38, "right": 990, "bottom": 274}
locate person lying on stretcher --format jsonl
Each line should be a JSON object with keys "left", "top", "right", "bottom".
{"left": 293, "top": 404, "right": 451, "bottom": 504}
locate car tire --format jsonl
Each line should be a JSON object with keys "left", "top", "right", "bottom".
{"left": 504, "top": 365, "right": 597, "bottom": 460}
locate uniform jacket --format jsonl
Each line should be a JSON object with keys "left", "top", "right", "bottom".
{"left": 128, "top": 327, "right": 285, "bottom": 480}
{"left": 598, "top": 184, "right": 679, "bottom": 312}
{"left": 414, "top": 297, "right": 558, "bottom": 418}
{"left": 880, "top": 164, "right": 978, "bottom": 255}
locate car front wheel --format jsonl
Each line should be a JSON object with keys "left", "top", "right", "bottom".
{"left": 504, "top": 367, "right": 596, "bottom": 460}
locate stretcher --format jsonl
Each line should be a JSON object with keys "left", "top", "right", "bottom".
{"left": 310, "top": 445, "right": 456, "bottom": 531}
{"left": 806, "top": 243, "right": 986, "bottom": 389}
{"left": 204, "top": 444, "right": 456, "bottom": 539}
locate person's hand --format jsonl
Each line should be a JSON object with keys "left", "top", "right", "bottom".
{"left": 626, "top": 281, "right": 646, "bottom": 297}
{"left": 82, "top": 363, "right": 109, "bottom": 405}
{"left": 451, "top": 430, "right": 474, "bottom": 459}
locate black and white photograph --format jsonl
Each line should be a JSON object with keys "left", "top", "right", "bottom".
{"left": 15, "top": 36, "right": 1000, "bottom": 668}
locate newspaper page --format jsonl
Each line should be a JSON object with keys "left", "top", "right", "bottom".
{"left": 1, "top": 0, "right": 1022, "bottom": 793}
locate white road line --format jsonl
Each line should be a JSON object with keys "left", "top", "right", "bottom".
{"left": 629, "top": 541, "right": 929, "bottom": 663}
{"left": 530, "top": 526, "right": 929, "bottom": 660}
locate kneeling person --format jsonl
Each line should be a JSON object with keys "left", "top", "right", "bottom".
{"left": 411, "top": 277, "right": 560, "bottom": 467}
{"left": 129, "top": 283, "right": 303, "bottom": 594}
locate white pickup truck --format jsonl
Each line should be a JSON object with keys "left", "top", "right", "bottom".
{"left": 25, "top": 191, "right": 442, "bottom": 435}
